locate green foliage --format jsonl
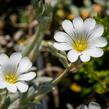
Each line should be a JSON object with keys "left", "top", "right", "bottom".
{"left": 31, "top": 0, "right": 53, "bottom": 24}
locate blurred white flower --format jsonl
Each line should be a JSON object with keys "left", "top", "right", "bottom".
{"left": 80, "top": 102, "right": 101, "bottom": 109}
{"left": 0, "top": 53, "right": 36, "bottom": 93}
{"left": 54, "top": 17, "right": 107, "bottom": 62}
{"left": 45, "top": 0, "right": 58, "bottom": 7}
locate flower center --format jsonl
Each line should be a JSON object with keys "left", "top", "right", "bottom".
{"left": 5, "top": 73, "right": 17, "bottom": 84}
{"left": 73, "top": 38, "right": 88, "bottom": 52}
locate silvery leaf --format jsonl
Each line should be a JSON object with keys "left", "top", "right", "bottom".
{"left": 35, "top": 77, "right": 53, "bottom": 83}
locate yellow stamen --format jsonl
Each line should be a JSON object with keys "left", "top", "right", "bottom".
{"left": 73, "top": 38, "right": 88, "bottom": 52}
{"left": 5, "top": 73, "right": 17, "bottom": 84}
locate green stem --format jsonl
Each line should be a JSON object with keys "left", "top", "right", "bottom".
{"left": 36, "top": 63, "right": 73, "bottom": 102}
{"left": 22, "top": 26, "right": 40, "bottom": 57}
{"left": 52, "top": 63, "right": 73, "bottom": 85}
{"left": 27, "top": 63, "right": 73, "bottom": 101}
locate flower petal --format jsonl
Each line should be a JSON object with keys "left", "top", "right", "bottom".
{"left": 62, "top": 20, "right": 74, "bottom": 36}
{"left": 54, "top": 32, "right": 71, "bottom": 42}
{"left": 73, "top": 17, "right": 83, "bottom": 29}
{"left": 80, "top": 54, "right": 91, "bottom": 62}
{"left": 0, "top": 54, "right": 8, "bottom": 65}
{"left": 10, "top": 52, "right": 22, "bottom": 66}
{"left": 0, "top": 67, "right": 3, "bottom": 74}
{"left": 89, "top": 102, "right": 101, "bottom": 109}
{"left": 16, "top": 82, "right": 28, "bottom": 93}
{"left": 1, "top": 60, "right": 17, "bottom": 74}
{"left": 90, "top": 25, "right": 104, "bottom": 39}
{"left": 89, "top": 37, "right": 108, "bottom": 48}
{"left": 85, "top": 48, "right": 104, "bottom": 58}
{"left": 6, "top": 84, "right": 17, "bottom": 93}
{"left": 67, "top": 50, "right": 79, "bottom": 62}
{"left": 54, "top": 42, "right": 72, "bottom": 51}
{"left": 84, "top": 18, "right": 96, "bottom": 31}
{"left": 18, "top": 72, "right": 36, "bottom": 81}
{"left": 84, "top": 18, "right": 96, "bottom": 37}
{"left": 17, "top": 57, "right": 32, "bottom": 74}
{"left": 0, "top": 81, "right": 6, "bottom": 88}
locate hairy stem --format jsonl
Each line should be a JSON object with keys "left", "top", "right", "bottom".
{"left": 52, "top": 63, "right": 73, "bottom": 85}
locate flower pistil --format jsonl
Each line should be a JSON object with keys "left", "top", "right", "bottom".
{"left": 73, "top": 38, "right": 88, "bottom": 52}
{"left": 5, "top": 73, "right": 17, "bottom": 84}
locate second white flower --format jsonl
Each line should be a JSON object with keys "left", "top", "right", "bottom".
{"left": 54, "top": 17, "right": 107, "bottom": 62}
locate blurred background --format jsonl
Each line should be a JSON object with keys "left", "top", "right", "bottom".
{"left": 0, "top": 0, "right": 109, "bottom": 109}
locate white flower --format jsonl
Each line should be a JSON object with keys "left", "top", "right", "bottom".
{"left": 0, "top": 52, "right": 36, "bottom": 93}
{"left": 54, "top": 17, "right": 107, "bottom": 62}
{"left": 81, "top": 102, "right": 101, "bottom": 109}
